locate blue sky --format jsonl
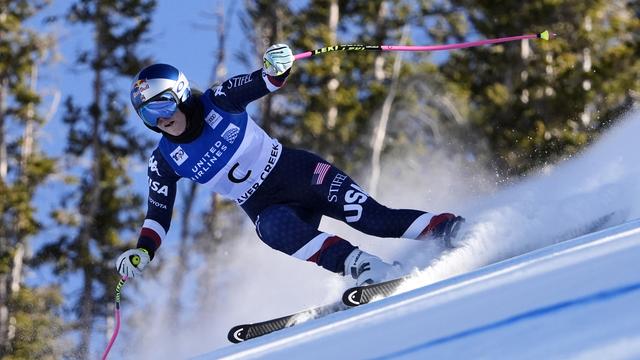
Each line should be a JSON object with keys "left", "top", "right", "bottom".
{"left": 34, "top": 0, "right": 250, "bottom": 152}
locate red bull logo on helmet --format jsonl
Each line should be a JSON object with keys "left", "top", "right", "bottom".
{"left": 132, "top": 79, "right": 150, "bottom": 105}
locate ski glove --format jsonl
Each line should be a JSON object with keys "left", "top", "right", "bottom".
{"left": 263, "top": 44, "right": 294, "bottom": 76}
{"left": 116, "top": 248, "right": 150, "bottom": 278}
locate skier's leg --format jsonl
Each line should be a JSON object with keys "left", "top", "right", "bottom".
{"left": 252, "top": 205, "right": 403, "bottom": 284}
{"left": 254, "top": 204, "right": 357, "bottom": 274}
{"left": 316, "top": 170, "right": 465, "bottom": 245}
{"left": 250, "top": 146, "right": 464, "bottom": 245}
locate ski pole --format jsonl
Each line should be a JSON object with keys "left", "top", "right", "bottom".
{"left": 294, "top": 30, "right": 553, "bottom": 60}
{"left": 101, "top": 276, "right": 127, "bottom": 360}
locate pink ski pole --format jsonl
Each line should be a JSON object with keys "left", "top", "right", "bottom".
{"left": 101, "top": 277, "right": 127, "bottom": 360}
{"left": 294, "top": 30, "right": 554, "bottom": 60}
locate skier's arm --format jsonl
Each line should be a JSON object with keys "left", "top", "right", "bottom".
{"left": 211, "top": 44, "right": 294, "bottom": 113}
{"left": 116, "top": 149, "right": 179, "bottom": 278}
{"left": 136, "top": 149, "right": 180, "bottom": 259}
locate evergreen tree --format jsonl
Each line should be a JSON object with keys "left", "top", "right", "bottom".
{"left": 254, "top": 0, "right": 416, "bottom": 174}
{"left": 240, "top": 0, "right": 294, "bottom": 135}
{"left": 34, "top": 0, "right": 155, "bottom": 358}
{"left": 283, "top": 0, "right": 371, "bottom": 171}
{"left": 437, "top": 0, "right": 640, "bottom": 175}
{"left": 0, "top": 0, "right": 62, "bottom": 358}
{"left": 240, "top": 0, "right": 477, "bottom": 184}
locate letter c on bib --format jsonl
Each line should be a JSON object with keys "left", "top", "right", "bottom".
{"left": 228, "top": 163, "right": 251, "bottom": 183}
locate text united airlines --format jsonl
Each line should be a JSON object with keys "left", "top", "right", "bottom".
{"left": 191, "top": 140, "right": 228, "bottom": 181}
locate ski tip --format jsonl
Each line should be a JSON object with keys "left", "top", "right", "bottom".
{"left": 228, "top": 325, "right": 248, "bottom": 343}
{"left": 538, "top": 30, "right": 555, "bottom": 41}
{"left": 342, "top": 287, "right": 363, "bottom": 307}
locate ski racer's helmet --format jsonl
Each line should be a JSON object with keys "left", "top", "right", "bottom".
{"left": 130, "top": 63, "right": 191, "bottom": 128}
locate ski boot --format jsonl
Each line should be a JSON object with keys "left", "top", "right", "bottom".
{"left": 344, "top": 249, "right": 404, "bottom": 286}
{"left": 418, "top": 213, "right": 466, "bottom": 249}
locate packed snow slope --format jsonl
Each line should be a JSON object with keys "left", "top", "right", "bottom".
{"left": 198, "top": 219, "right": 640, "bottom": 360}
{"left": 128, "top": 109, "right": 640, "bottom": 360}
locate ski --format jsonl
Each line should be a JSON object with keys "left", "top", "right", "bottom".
{"left": 230, "top": 211, "right": 625, "bottom": 342}
{"left": 228, "top": 301, "right": 349, "bottom": 343}
{"left": 342, "top": 276, "right": 411, "bottom": 307}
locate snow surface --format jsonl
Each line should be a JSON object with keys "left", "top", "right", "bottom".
{"left": 198, "top": 220, "right": 640, "bottom": 360}
{"left": 122, "top": 109, "right": 640, "bottom": 360}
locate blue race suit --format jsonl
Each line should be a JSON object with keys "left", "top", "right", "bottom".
{"left": 138, "top": 68, "right": 437, "bottom": 274}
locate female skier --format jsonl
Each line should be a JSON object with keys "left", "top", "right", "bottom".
{"left": 116, "top": 44, "right": 465, "bottom": 286}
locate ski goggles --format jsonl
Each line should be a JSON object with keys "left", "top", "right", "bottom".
{"left": 137, "top": 91, "right": 179, "bottom": 127}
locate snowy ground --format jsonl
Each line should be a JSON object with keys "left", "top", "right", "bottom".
{"left": 119, "top": 109, "right": 640, "bottom": 360}
{"left": 199, "top": 219, "right": 640, "bottom": 360}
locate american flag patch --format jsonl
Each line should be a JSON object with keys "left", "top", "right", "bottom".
{"left": 311, "top": 162, "right": 331, "bottom": 185}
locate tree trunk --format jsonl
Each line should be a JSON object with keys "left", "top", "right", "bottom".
{"left": 78, "top": 10, "right": 107, "bottom": 357}
{"left": 9, "top": 65, "right": 37, "bottom": 301}
{"left": 369, "top": 25, "right": 409, "bottom": 196}
{"left": 326, "top": 0, "right": 340, "bottom": 130}
{"left": 208, "top": 1, "right": 229, "bottom": 86}
{"left": 0, "top": 79, "right": 7, "bottom": 178}
{"left": 0, "top": 74, "right": 9, "bottom": 356}
{"left": 78, "top": 266, "right": 94, "bottom": 358}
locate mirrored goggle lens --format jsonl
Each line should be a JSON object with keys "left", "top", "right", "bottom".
{"left": 156, "top": 92, "right": 177, "bottom": 102}
{"left": 138, "top": 100, "right": 177, "bottom": 127}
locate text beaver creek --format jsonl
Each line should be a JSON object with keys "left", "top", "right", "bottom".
{"left": 190, "top": 141, "right": 229, "bottom": 181}
{"left": 236, "top": 142, "right": 281, "bottom": 204}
